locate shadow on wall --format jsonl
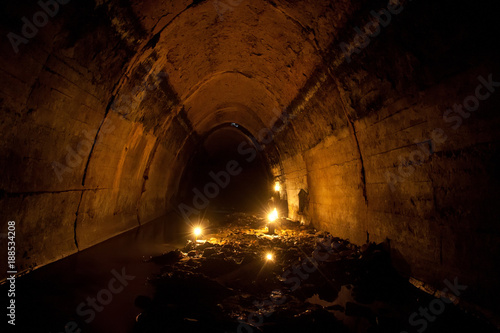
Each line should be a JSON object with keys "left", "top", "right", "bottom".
{"left": 297, "top": 188, "right": 310, "bottom": 224}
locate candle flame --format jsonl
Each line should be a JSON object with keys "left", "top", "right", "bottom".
{"left": 274, "top": 182, "right": 281, "bottom": 192}
{"left": 193, "top": 227, "right": 202, "bottom": 237}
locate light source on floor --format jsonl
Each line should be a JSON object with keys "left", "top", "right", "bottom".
{"left": 193, "top": 227, "right": 202, "bottom": 241}
{"left": 267, "top": 208, "right": 278, "bottom": 234}
{"left": 266, "top": 252, "right": 274, "bottom": 261}
{"left": 274, "top": 181, "right": 281, "bottom": 192}
{"left": 268, "top": 208, "right": 278, "bottom": 222}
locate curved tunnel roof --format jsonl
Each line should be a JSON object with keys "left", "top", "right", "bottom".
{"left": 127, "top": 0, "right": 354, "bottom": 136}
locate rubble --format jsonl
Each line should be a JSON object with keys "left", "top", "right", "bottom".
{"left": 132, "top": 213, "right": 498, "bottom": 333}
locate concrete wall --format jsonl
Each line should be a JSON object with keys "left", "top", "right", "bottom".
{"left": 0, "top": 0, "right": 194, "bottom": 279}
{"left": 268, "top": 0, "right": 500, "bottom": 310}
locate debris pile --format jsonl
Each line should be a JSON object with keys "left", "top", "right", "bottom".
{"left": 133, "top": 213, "right": 497, "bottom": 333}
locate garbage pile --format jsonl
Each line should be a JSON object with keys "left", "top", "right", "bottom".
{"left": 132, "top": 213, "right": 497, "bottom": 333}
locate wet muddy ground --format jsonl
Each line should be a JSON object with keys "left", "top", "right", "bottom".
{"left": 2, "top": 212, "right": 497, "bottom": 333}
{"left": 2, "top": 212, "right": 185, "bottom": 333}
{"left": 133, "top": 213, "right": 498, "bottom": 333}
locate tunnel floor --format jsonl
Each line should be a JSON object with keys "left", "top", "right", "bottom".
{"left": 1, "top": 212, "right": 187, "bottom": 333}
{"left": 4, "top": 213, "right": 498, "bottom": 333}
{"left": 134, "top": 214, "right": 497, "bottom": 333}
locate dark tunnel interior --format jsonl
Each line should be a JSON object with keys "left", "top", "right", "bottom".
{"left": 177, "top": 124, "right": 272, "bottom": 217}
{"left": 1, "top": 0, "right": 500, "bottom": 332}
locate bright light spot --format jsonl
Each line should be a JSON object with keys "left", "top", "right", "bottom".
{"left": 268, "top": 208, "right": 278, "bottom": 222}
{"left": 266, "top": 253, "right": 274, "bottom": 261}
{"left": 193, "top": 227, "right": 202, "bottom": 237}
{"left": 274, "top": 182, "right": 281, "bottom": 192}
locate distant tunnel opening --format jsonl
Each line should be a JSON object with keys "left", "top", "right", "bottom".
{"left": 176, "top": 124, "right": 273, "bottom": 220}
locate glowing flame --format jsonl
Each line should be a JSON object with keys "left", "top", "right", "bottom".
{"left": 268, "top": 208, "right": 278, "bottom": 222}
{"left": 193, "top": 227, "right": 202, "bottom": 237}
{"left": 266, "top": 253, "right": 274, "bottom": 261}
{"left": 274, "top": 182, "right": 281, "bottom": 192}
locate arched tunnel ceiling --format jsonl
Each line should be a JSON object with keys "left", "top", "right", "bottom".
{"left": 183, "top": 72, "right": 275, "bottom": 134}
{"left": 127, "top": 0, "right": 357, "bottom": 136}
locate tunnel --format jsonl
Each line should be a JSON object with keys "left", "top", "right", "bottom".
{"left": 1, "top": 0, "right": 500, "bottom": 332}
{"left": 177, "top": 123, "right": 272, "bottom": 215}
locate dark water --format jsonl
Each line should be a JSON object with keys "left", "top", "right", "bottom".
{"left": 2, "top": 213, "right": 187, "bottom": 333}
